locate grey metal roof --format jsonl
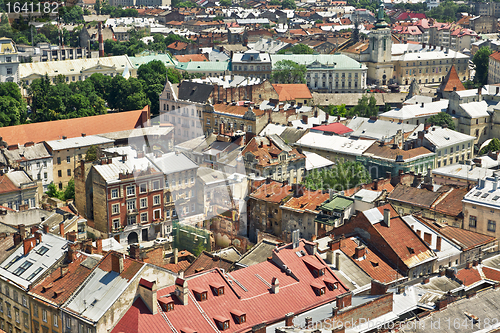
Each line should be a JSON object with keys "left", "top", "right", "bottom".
{"left": 94, "top": 156, "right": 158, "bottom": 183}
{"left": 6, "top": 170, "right": 33, "bottom": 187}
{"left": 304, "top": 151, "right": 334, "bottom": 171}
{"left": 364, "top": 207, "right": 384, "bottom": 225}
{"left": 3, "top": 143, "right": 51, "bottom": 162}
{"left": 0, "top": 233, "right": 69, "bottom": 290}
{"left": 147, "top": 151, "right": 198, "bottom": 175}
{"left": 411, "top": 126, "right": 475, "bottom": 148}
{"left": 177, "top": 81, "right": 214, "bottom": 104}
{"left": 347, "top": 117, "right": 419, "bottom": 141}
{"left": 460, "top": 100, "right": 490, "bottom": 118}
{"left": 237, "top": 239, "right": 279, "bottom": 267}
{"left": 46, "top": 135, "right": 114, "bottom": 151}
{"left": 97, "top": 126, "right": 174, "bottom": 141}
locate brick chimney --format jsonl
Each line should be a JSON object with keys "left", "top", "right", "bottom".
{"left": 66, "top": 231, "right": 77, "bottom": 242}
{"left": 129, "top": 244, "right": 141, "bottom": 260}
{"left": 336, "top": 292, "right": 352, "bottom": 309}
{"left": 355, "top": 245, "right": 366, "bottom": 259}
{"left": 60, "top": 265, "right": 69, "bottom": 278}
{"left": 175, "top": 277, "right": 189, "bottom": 305}
{"left": 23, "top": 237, "right": 37, "bottom": 255}
{"left": 35, "top": 232, "right": 42, "bottom": 244}
{"left": 466, "top": 261, "right": 473, "bottom": 269}
{"left": 14, "top": 233, "right": 22, "bottom": 246}
{"left": 67, "top": 244, "right": 77, "bottom": 263}
{"left": 436, "top": 236, "right": 442, "bottom": 252}
{"left": 30, "top": 225, "right": 38, "bottom": 236}
{"left": 111, "top": 252, "right": 124, "bottom": 274}
{"left": 18, "top": 224, "right": 26, "bottom": 239}
{"left": 59, "top": 222, "right": 65, "bottom": 238}
{"left": 96, "top": 239, "right": 103, "bottom": 254}
{"left": 285, "top": 313, "right": 294, "bottom": 326}
{"left": 43, "top": 225, "right": 49, "bottom": 234}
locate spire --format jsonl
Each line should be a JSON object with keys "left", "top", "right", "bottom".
{"left": 440, "top": 65, "right": 465, "bottom": 93}
{"left": 375, "top": 0, "right": 388, "bottom": 28}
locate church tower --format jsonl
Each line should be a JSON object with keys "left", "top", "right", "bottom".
{"left": 366, "top": 1, "right": 394, "bottom": 85}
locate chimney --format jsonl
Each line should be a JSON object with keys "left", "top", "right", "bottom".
{"left": 111, "top": 252, "right": 124, "bottom": 274}
{"left": 67, "top": 243, "right": 77, "bottom": 262}
{"left": 478, "top": 86, "right": 482, "bottom": 96}
{"left": 355, "top": 245, "right": 366, "bottom": 259}
{"left": 59, "top": 222, "right": 65, "bottom": 238}
{"left": 96, "top": 238, "right": 103, "bottom": 254}
{"left": 271, "top": 277, "right": 279, "bottom": 293}
{"left": 439, "top": 268, "right": 446, "bottom": 276}
{"left": 383, "top": 209, "right": 390, "bottom": 227}
{"left": 60, "top": 266, "right": 69, "bottom": 278}
{"left": 285, "top": 313, "right": 294, "bottom": 326}
{"left": 139, "top": 278, "right": 158, "bottom": 315}
{"left": 466, "top": 261, "right": 473, "bottom": 269}
{"left": 302, "top": 115, "right": 308, "bottom": 124}
{"left": 175, "top": 278, "right": 189, "bottom": 305}
{"left": 335, "top": 251, "right": 340, "bottom": 270}
{"left": 421, "top": 102, "right": 424, "bottom": 108}
{"left": 67, "top": 231, "right": 77, "bottom": 242}
{"left": 129, "top": 244, "right": 141, "bottom": 260}
{"left": 304, "top": 317, "right": 312, "bottom": 327}
{"left": 43, "top": 225, "right": 49, "bottom": 234}
{"left": 436, "top": 236, "right": 442, "bottom": 252}
{"left": 473, "top": 259, "right": 479, "bottom": 267}
{"left": 30, "top": 225, "right": 38, "bottom": 236}
{"left": 423, "top": 276, "right": 430, "bottom": 284}
{"left": 174, "top": 248, "right": 178, "bottom": 264}
{"left": 14, "top": 233, "right": 22, "bottom": 246}
{"left": 122, "top": 154, "right": 127, "bottom": 162}
{"left": 23, "top": 237, "right": 37, "bottom": 255}
{"left": 18, "top": 224, "right": 26, "bottom": 239}
{"left": 35, "top": 232, "right": 42, "bottom": 244}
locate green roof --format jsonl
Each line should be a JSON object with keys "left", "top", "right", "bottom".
{"left": 175, "top": 61, "right": 230, "bottom": 72}
{"left": 270, "top": 54, "right": 366, "bottom": 70}
{"left": 129, "top": 53, "right": 176, "bottom": 69}
{"left": 314, "top": 214, "right": 339, "bottom": 226}
{"left": 320, "top": 195, "right": 354, "bottom": 212}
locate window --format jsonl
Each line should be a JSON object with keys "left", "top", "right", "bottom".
{"left": 140, "top": 198, "right": 147, "bottom": 209}
{"left": 23, "top": 311, "right": 28, "bottom": 328}
{"left": 126, "top": 200, "right": 136, "bottom": 211}
{"left": 22, "top": 296, "right": 27, "bottom": 307}
{"left": 6, "top": 68, "right": 12, "bottom": 75}
{"left": 488, "top": 220, "right": 496, "bottom": 232}
{"left": 111, "top": 189, "right": 118, "bottom": 199}
{"left": 13, "top": 261, "right": 32, "bottom": 276}
{"left": 14, "top": 308, "right": 19, "bottom": 323}
{"left": 66, "top": 317, "right": 71, "bottom": 329}
{"left": 33, "top": 303, "right": 38, "bottom": 318}
{"left": 139, "top": 183, "right": 147, "bottom": 193}
{"left": 140, "top": 212, "right": 148, "bottom": 223}
{"left": 112, "top": 204, "right": 119, "bottom": 215}
{"left": 53, "top": 315, "right": 58, "bottom": 327}
{"left": 153, "top": 181, "right": 160, "bottom": 191}
{"left": 42, "top": 309, "right": 47, "bottom": 322}
{"left": 66, "top": 156, "right": 70, "bottom": 163}
{"left": 12, "top": 291, "right": 17, "bottom": 303}
{"left": 6, "top": 303, "right": 10, "bottom": 318}
{"left": 58, "top": 170, "right": 62, "bottom": 177}
{"left": 153, "top": 209, "right": 161, "bottom": 220}
{"left": 126, "top": 186, "right": 135, "bottom": 196}
{"left": 153, "top": 195, "right": 160, "bottom": 206}
{"left": 67, "top": 169, "right": 71, "bottom": 176}
{"left": 113, "top": 219, "right": 120, "bottom": 230}
{"left": 127, "top": 216, "right": 136, "bottom": 225}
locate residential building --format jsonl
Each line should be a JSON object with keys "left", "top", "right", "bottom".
{"left": 232, "top": 50, "right": 272, "bottom": 80}
{"left": 243, "top": 135, "right": 306, "bottom": 182}
{"left": 431, "top": 162, "right": 495, "bottom": 187}
{"left": 270, "top": 54, "right": 367, "bottom": 93}
{"left": 76, "top": 151, "right": 165, "bottom": 245}
{"left": 147, "top": 151, "right": 199, "bottom": 227}
{"left": 159, "top": 80, "right": 210, "bottom": 144}
{"left": 346, "top": 117, "right": 420, "bottom": 141}
{"left": 247, "top": 180, "right": 293, "bottom": 241}
{"left": 475, "top": 2, "right": 500, "bottom": 17}
{"left": 389, "top": 184, "right": 468, "bottom": 227}
{"left": 0, "top": 107, "right": 150, "bottom": 147}
{"left": 16, "top": 43, "right": 97, "bottom": 63}
{"left": 463, "top": 176, "right": 500, "bottom": 241}
{"left": 295, "top": 132, "right": 376, "bottom": 163}
{"left": 410, "top": 125, "right": 476, "bottom": 168}
{"left": 175, "top": 61, "right": 230, "bottom": 78}
{"left": 0, "top": 37, "right": 19, "bottom": 83}
{"left": 203, "top": 103, "right": 264, "bottom": 135}
{"left": 488, "top": 51, "right": 500, "bottom": 84}
{"left": 379, "top": 100, "right": 449, "bottom": 125}
{"left": 314, "top": 194, "right": 355, "bottom": 238}
{"left": 45, "top": 135, "right": 114, "bottom": 190}
{"left": 0, "top": 230, "right": 69, "bottom": 333}
{"left": 110, "top": 239, "right": 351, "bottom": 333}
{"left": 0, "top": 171, "right": 39, "bottom": 211}
{"left": 272, "top": 84, "right": 313, "bottom": 106}
{"left": 335, "top": 204, "right": 438, "bottom": 278}
{"left": 3, "top": 143, "right": 53, "bottom": 192}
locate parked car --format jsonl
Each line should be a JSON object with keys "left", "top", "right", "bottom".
{"left": 154, "top": 237, "right": 169, "bottom": 245}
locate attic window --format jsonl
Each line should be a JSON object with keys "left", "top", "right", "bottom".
{"left": 407, "top": 247, "right": 415, "bottom": 254}
{"left": 214, "top": 316, "right": 230, "bottom": 330}
{"left": 482, "top": 193, "right": 489, "bottom": 198}
{"left": 210, "top": 283, "right": 224, "bottom": 296}
{"left": 494, "top": 196, "right": 500, "bottom": 201}
{"left": 160, "top": 300, "right": 174, "bottom": 312}
{"left": 36, "top": 246, "right": 49, "bottom": 255}
{"left": 371, "top": 261, "right": 379, "bottom": 267}
{"left": 231, "top": 310, "right": 246, "bottom": 324}
{"left": 323, "top": 278, "right": 338, "bottom": 290}
{"left": 192, "top": 288, "right": 208, "bottom": 301}
{"left": 474, "top": 192, "right": 482, "bottom": 197}
{"left": 311, "top": 283, "right": 326, "bottom": 296}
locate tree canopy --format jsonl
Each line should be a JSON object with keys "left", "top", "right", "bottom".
{"left": 220, "top": 0, "right": 231, "bottom": 6}
{"left": 277, "top": 44, "right": 315, "bottom": 55}
{"left": 0, "top": 82, "right": 27, "bottom": 127}
{"left": 473, "top": 46, "right": 492, "bottom": 86}
{"left": 47, "top": 179, "right": 75, "bottom": 201}
{"left": 426, "top": 1, "right": 471, "bottom": 22}
{"left": 271, "top": 60, "right": 307, "bottom": 84}
{"left": 427, "top": 112, "right": 456, "bottom": 130}
{"left": 302, "top": 160, "right": 371, "bottom": 192}
{"left": 351, "top": 95, "right": 378, "bottom": 118}
{"left": 480, "top": 138, "right": 500, "bottom": 155}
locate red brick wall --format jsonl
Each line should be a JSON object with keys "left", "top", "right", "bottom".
{"left": 334, "top": 293, "right": 393, "bottom": 326}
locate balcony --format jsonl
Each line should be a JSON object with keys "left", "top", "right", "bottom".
{"left": 127, "top": 209, "right": 138, "bottom": 216}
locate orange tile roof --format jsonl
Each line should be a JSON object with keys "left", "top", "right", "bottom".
{"left": 183, "top": 251, "right": 234, "bottom": 277}
{"left": 242, "top": 136, "right": 305, "bottom": 167}
{"left": 363, "top": 144, "right": 433, "bottom": 161}
{"left": 456, "top": 266, "right": 482, "bottom": 286}
{"left": 213, "top": 103, "right": 264, "bottom": 117}
{"left": 440, "top": 65, "right": 465, "bottom": 92}
{"left": 99, "top": 252, "right": 144, "bottom": 282}
{"left": 482, "top": 266, "right": 500, "bottom": 282}
{"left": 30, "top": 254, "right": 94, "bottom": 306}
{"left": 174, "top": 54, "right": 208, "bottom": 62}
{"left": 167, "top": 41, "right": 188, "bottom": 51}
{"left": 490, "top": 51, "right": 500, "bottom": 63}
{"left": 432, "top": 187, "right": 467, "bottom": 217}
{"left": 437, "top": 226, "right": 496, "bottom": 251}
{"left": 163, "top": 260, "right": 191, "bottom": 273}
{"left": 341, "top": 237, "right": 400, "bottom": 283}
{"left": 0, "top": 174, "right": 22, "bottom": 194}
{"left": 281, "top": 189, "right": 329, "bottom": 214}
{"left": 272, "top": 84, "right": 312, "bottom": 101}
{"left": 0, "top": 107, "right": 148, "bottom": 146}
{"left": 250, "top": 181, "right": 293, "bottom": 204}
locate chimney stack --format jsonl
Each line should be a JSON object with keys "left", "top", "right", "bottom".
{"left": 354, "top": 245, "right": 366, "bottom": 259}
{"left": 174, "top": 248, "right": 178, "bottom": 264}
{"left": 383, "top": 209, "right": 390, "bottom": 227}
{"left": 129, "top": 244, "right": 141, "bottom": 260}
{"left": 436, "top": 236, "right": 442, "bottom": 252}
{"left": 59, "top": 222, "right": 65, "bottom": 238}
{"left": 43, "top": 224, "right": 49, "bottom": 234}
{"left": 335, "top": 251, "right": 340, "bottom": 270}
{"left": 271, "top": 277, "right": 279, "bottom": 293}
{"left": 285, "top": 313, "right": 294, "bottom": 326}
{"left": 96, "top": 238, "right": 103, "bottom": 254}
{"left": 111, "top": 252, "right": 124, "bottom": 274}
{"left": 175, "top": 278, "right": 189, "bottom": 305}
{"left": 67, "top": 243, "right": 77, "bottom": 262}
{"left": 23, "top": 237, "right": 37, "bottom": 255}
{"left": 14, "top": 233, "right": 22, "bottom": 246}
{"left": 139, "top": 278, "right": 158, "bottom": 315}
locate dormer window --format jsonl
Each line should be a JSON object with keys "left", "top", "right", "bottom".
{"left": 214, "top": 316, "right": 230, "bottom": 330}
{"left": 323, "top": 278, "right": 339, "bottom": 291}
{"left": 231, "top": 310, "right": 246, "bottom": 324}
{"left": 159, "top": 300, "right": 174, "bottom": 312}
{"left": 311, "top": 282, "right": 326, "bottom": 296}
{"left": 210, "top": 283, "right": 224, "bottom": 296}
{"left": 192, "top": 287, "right": 208, "bottom": 301}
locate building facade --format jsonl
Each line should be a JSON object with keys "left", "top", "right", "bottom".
{"left": 0, "top": 38, "right": 19, "bottom": 83}
{"left": 232, "top": 51, "right": 272, "bottom": 80}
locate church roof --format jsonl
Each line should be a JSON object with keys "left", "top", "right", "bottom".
{"left": 440, "top": 65, "right": 465, "bottom": 93}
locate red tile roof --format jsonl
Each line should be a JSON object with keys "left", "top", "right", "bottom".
{"left": 250, "top": 181, "right": 293, "bottom": 203}
{"left": 281, "top": 189, "right": 329, "bottom": 214}
{"left": 370, "top": 205, "right": 435, "bottom": 269}
{"left": 167, "top": 41, "right": 188, "bottom": 51}
{"left": 311, "top": 122, "right": 353, "bottom": 135}
{"left": 174, "top": 54, "right": 208, "bottom": 62}
{"left": 456, "top": 266, "right": 482, "bottom": 286}
{"left": 183, "top": 251, "right": 234, "bottom": 277}
{"left": 341, "top": 237, "right": 400, "bottom": 283}
{"left": 242, "top": 136, "right": 305, "bottom": 167}
{"left": 482, "top": 266, "right": 500, "bottom": 282}
{"left": 0, "top": 107, "right": 148, "bottom": 146}
{"left": 0, "top": 175, "right": 21, "bottom": 194}
{"left": 437, "top": 226, "right": 496, "bottom": 251}
{"left": 163, "top": 260, "right": 191, "bottom": 273}
{"left": 490, "top": 51, "right": 500, "bottom": 63}
{"left": 440, "top": 65, "right": 465, "bottom": 92}
{"left": 272, "top": 84, "right": 312, "bottom": 101}
{"left": 396, "top": 12, "right": 426, "bottom": 21}
{"left": 213, "top": 103, "right": 264, "bottom": 117}
{"left": 110, "top": 240, "right": 349, "bottom": 333}
{"left": 432, "top": 187, "right": 467, "bottom": 217}
{"left": 30, "top": 254, "right": 95, "bottom": 306}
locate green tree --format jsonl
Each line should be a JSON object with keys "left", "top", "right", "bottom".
{"left": 85, "top": 145, "right": 98, "bottom": 162}
{"left": 278, "top": 43, "right": 314, "bottom": 55}
{"left": 427, "top": 112, "right": 455, "bottom": 130}
{"left": 302, "top": 159, "right": 371, "bottom": 192}
{"left": 46, "top": 183, "right": 63, "bottom": 200}
{"left": 281, "top": 0, "right": 296, "bottom": 9}
{"left": 270, "top": 0, "right": 280, "bottom": 4}
{"left": 324, "top": 104, "right": 347, "bottom": 117}
{"left": 473, "top": 46, "right": 492, "bottom": 85}
{"left": 220, "top": 0, "right": 231, "bottom": 6}
{"left": 192, "top": 239, "right": 206, "bottom": 256}
{"left": 167, "top": 67, "right": 182, "bottom": 83}
{"left": 426, "top": 0, "right": 471, "bottom": 22}
{"left": 480, "top": 138, "right": 500, "bottom": 155}
{"left": 59, "top": 5, "right": 84, "bottom": 24}
{"left": 271, "top": 60, "right": 306, "bottom": 84}
{"left": 63, "top": 179, "right": 75, "bottom": 200}
{"left": 349, "top": 94, "right": 378, "bottom": 117}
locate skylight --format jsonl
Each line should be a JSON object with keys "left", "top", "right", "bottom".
{"left": 474, "top": 192, "right": 482, "bottom": 197}
{"left": 493, "top": 196, "right": 500, "bottom": 201}
{"left": 13, "top": 261, "right": 33, "bottom": 276}
{"left": 27, "top": 267, "right": 43, "bottom": 281}
{"left": 36, "top": 246, "right": 49, "bottom": 256}
{"left": 482, "top": 193, "right": 490, "bottom": 198}
{"left": 4, "top": 256, "right": 20, "bottom": 270}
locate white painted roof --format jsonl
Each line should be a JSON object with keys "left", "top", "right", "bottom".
{"left": 407, "top": 126, "right": 475, "bottom": 148}
{"left": 352, "top": 189, "right": 382, "bottom": 203}
{"left": 94, "top": 155, "right": 157, "bottom": 183}
{"left": 431, "top": 164, "right": 494, "bottom": 181}
{"left": 46, "top": 135, "right": 114, "bottom": 151}
{"left": 296, "top": 132, "right": 375, "bottom": 156}
{"left": 147, "top": 151, "right": 198, "bottom": 175}
{"left": 304, "top": 151, "right": 334, "bottom": 171}
{"left": 380, "top": 100, "right": 448, "bottom": 120}
{"left": 364, "top": 207, "right": 384, "bottom": 225}
{"left": 459, "top": 100, "right": 490, "bottom": 118}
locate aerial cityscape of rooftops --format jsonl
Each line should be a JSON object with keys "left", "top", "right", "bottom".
{"left": 5, "top": 0, "right": 500, "bottom": 331}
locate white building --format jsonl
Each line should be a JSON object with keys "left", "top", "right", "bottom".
{"left": 379, "top": 99, "right": 449, "bottom": 125}
{"left": 0, "top": 37, "right": 19, "bottom": 83}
